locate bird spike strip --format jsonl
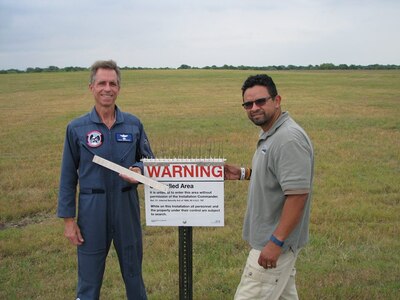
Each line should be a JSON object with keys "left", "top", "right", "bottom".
{"left": 149, "top": 140, "right": 225, "bottom": 161}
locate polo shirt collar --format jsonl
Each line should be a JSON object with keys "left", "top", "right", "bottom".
{"left": 259, "top": 111, "right": 289, "bottom": 140}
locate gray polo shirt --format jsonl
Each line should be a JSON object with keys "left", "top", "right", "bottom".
{"left": 242, "top": 112, "right": 314, "bottom": 252}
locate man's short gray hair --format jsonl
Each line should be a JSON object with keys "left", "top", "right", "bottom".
{"left": 89, "top": 60, "right": 121, "bottom": 85}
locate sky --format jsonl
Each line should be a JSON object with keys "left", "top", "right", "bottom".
{"left": 1, "top": 0, "right": 399, "bottom": 70}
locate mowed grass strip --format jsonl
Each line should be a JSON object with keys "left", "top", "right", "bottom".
{"left": 0, "top": 70, "right": 399, "bottom": 299}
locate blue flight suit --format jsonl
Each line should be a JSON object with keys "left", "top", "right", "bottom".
{"left": 58, "top": 106, "right": 153, "bottom": 300}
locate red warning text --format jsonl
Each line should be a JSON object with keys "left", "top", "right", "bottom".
{"left": 146, "top": 164, "right": 223, "bottom": 179}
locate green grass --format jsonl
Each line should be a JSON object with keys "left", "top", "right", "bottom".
{"left": 0, "top": 70, "right": 399, "bottom": 299}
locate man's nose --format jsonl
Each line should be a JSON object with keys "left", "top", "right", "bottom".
{"left": 250, "top": 102, "right": 260, "bottom": 111}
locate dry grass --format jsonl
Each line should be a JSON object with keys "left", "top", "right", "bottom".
{"left": 0, "top": 70, "right": 399, "bottom": 299}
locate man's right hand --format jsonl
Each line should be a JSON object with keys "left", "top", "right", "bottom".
{"left": 224, "top": 164, "right": 241, "bottom": 180}
{"left": 64, "top": 218, "right": 84, "bottom": 246}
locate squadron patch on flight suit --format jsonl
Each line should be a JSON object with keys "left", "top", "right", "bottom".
{"left": 86, "top": 130, "right": 103, "bottom": 148}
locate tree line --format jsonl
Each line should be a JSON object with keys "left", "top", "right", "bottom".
{"left": 177, "top": 63, "right": 400, "bottom": 70}
{"left": 1, "top": 63, "right": 399, "bottom": 74}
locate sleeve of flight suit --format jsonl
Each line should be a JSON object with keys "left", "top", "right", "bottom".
{"left": 57, "top": 124, "right": 80, "bottom": 218}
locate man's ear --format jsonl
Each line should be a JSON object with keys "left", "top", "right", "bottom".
{"left": 274, "top": 95, "right": 282, "bottom": 108}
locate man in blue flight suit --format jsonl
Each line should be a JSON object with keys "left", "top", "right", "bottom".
{"left": 58, "top": 60, "right": 153, "bottom": 299}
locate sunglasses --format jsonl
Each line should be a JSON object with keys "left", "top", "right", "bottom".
{"left": 242, "top": 96, "right": 272, "bottom": 110}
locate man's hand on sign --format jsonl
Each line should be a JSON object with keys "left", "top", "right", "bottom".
{"left": 224, "top": 164, "right": 241, "bottom": 180}
{"left": 119, "top": 167, "right": 142, "bottom": 183}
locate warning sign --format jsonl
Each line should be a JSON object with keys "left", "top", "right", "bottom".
{"left": 143, "top": 159, "right": 225, "bottom": 227}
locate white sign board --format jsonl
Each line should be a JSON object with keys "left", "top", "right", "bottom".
{"left": 143, "top": 159, "right": 225, "bottom": 227}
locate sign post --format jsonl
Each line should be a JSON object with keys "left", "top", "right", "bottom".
{"left": 143, "top": 158, "right": 225, "bottom": 299}
{"left": 179, "top": 226, "right": 193, "bottom": 300}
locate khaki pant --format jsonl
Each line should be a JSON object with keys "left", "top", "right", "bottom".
{"left": 234, "top": 249, "right": 299, "bottom": 300}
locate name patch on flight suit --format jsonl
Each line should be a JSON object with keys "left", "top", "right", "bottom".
{"left": 116, "top": 133, "right": 133, "bottom": 142}
{"left": 86, "top": 130, "right": 103, "bottom": 148}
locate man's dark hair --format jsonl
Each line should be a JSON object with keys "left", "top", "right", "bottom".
{"left": 241, "top": 74, "right": 278, "bottom": 98}
{"left": 90, "top": 60, "right": 121, "bottom": 86}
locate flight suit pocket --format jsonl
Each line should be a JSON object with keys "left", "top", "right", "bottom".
{"left": 80, "top": 188, "right": 105, "bottom": 194}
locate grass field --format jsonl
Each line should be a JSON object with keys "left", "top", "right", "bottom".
{"left": 0, "top": 69, "right": 399, "bottom": 299}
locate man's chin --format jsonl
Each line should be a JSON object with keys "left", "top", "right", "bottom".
{"left": 250, "top": 117, "right": 267, "bottom": 126}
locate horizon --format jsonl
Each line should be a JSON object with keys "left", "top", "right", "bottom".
{"left": 2, "top": 62, "right": 400, "bottom": 73}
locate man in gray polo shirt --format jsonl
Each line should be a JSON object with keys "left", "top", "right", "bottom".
{"left": 225, "top": 74, "right": 314, "bottom": 299}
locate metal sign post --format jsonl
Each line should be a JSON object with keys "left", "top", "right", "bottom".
{"left": 179, "top": 226, "right": 193, "bottom": 300}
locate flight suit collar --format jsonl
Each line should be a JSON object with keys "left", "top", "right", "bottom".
{"left": 89, "top": 106, "right": 125, "bottom": 124}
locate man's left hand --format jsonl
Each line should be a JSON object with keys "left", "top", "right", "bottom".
{"left": 258, "top": 242, "right": 282, "bottom": 269}
{"left": 119, "top": 167, "right": 142, "bottom": 183}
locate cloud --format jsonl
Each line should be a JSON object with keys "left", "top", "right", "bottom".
{"left": 0, "top": 0, "right": 399, "bottom": 69}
